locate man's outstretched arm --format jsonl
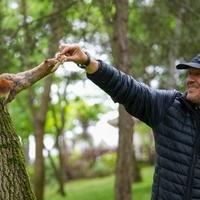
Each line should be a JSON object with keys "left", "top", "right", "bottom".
{"left": 57, "top": 43, "right": 178, "bottom": 127}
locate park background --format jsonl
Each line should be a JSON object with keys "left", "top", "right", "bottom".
{"left": 1, "top": 0, "right": 200, "bottom": 200}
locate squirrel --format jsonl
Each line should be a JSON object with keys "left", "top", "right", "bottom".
{"left": 0, "top": 79, "right": 14, "bottom": 103}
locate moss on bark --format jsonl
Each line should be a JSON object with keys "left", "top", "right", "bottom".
{"left": 0, "top": 99, "right": 36, "bottom": 200}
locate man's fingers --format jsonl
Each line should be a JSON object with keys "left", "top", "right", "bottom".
{"left": 59, "top": 46, "right": 70, "bottom": 55}
{"left": 57, "top": 44, "right": 83, "bottom": 64}
{"left": 55, "top": 52, "right": 78, "bottom": 63}
{"left": 64, "top": 55, "right": 78, "bottom": 62}
{"left": 59, "top": 44, "right": 67, "bottom": 52}
{"left": 59, "top": 44, "right": 80, "bottom": 55}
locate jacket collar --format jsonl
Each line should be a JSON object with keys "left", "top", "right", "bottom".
{"left": 178, "top": 92, "right": 200, "bottom": 114}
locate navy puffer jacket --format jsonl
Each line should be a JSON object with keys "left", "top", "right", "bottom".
{"left": 87, "top": 61, "right": 200, "bottom": 200}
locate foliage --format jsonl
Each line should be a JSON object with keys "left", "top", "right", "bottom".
{"left": 9, "top": 93, "right": 33, "bottom": 140}
{"left": 43, "top": 150, "right": 116, "bottom": 183}
{"left": 3, "top": 0, "right": 199, "bottom": 141}
{"left": 128, "top": 0, "right": 200, "bottom": 89}
{"left": 73, "top": 97, "right": 105, "bottom": 127}
{"left": 45, "top": 95, "right": 106, "bottom": 141}
{"left": 92, "top": 152, "right": 116, "bottom": 177}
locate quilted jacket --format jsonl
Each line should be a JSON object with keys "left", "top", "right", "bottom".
{"left": 87, "top": 61, "right": 200, "bottom": 200}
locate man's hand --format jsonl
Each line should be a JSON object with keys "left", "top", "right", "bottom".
{"left": 56, "top": 44, "right": 88, "bottom": 65}
{"left": 56, "top": 43, "right": 99, "bottom": 74}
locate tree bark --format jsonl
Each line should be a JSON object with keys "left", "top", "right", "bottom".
{"left": 57, "top": 135, "right": 68, "bottom": 195}
{"left": 167, "top": 12, "right": 182, "bottom": 89}
{"left": 51, "top": 79, "right": 69, "bottom": 195}
{"left": 112, "top": 0, "right": 141, "bottom": 199}
{"left": 132, "top": 141, "right": 142, "bottom": 182}
{"left": 0, "top": 58, "right": 59, "bottom": 104}
{"left": 46, "top": 147, "right": 66, "bottom": 195}
{"left": 115, "top": 106, "right": 134, "bottom": 200}
{"left": 23, "top": 139, "right": 30, "bottom": 164}
{"left": 95, "top": 1, "right": 141, "bottom": 198}
{"left": 0, "top": 100, "right": 36, "bottom": 200}
{"left": 30, "top": 1, "right": 66, "bottom": 199}
{"left": 31, "top": 75, "right": 52, "bottom": 200}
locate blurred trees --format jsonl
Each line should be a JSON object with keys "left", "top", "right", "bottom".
{"left": 1, "top": 0, "right": 200, "bottom": 200}
{"left": 128, "top": 0, "right": 200, "bottom": 89}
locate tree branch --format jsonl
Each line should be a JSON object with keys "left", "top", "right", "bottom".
{"left": 0, "top": 58, "right": 61, "bottom": 104}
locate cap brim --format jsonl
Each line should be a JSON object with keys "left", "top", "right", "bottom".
{"left": 176, "top": 62, "right": 200, "bottom": 69}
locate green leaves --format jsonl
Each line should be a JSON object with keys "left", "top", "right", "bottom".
{"left": 2, "top": 0, "right": 200, "bottom": 154}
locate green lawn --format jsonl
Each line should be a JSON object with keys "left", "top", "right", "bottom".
{"left": 45, "top": 166, "right": 154, "bottom": 200}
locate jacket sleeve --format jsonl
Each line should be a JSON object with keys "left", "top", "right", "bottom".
{"left": 87, "top": 60, "right": 178, "bottom": 127}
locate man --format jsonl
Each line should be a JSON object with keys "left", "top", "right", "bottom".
{"left": 57, "top": 44, "right": 200, "bottom": 200}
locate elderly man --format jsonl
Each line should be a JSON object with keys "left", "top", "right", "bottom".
{"left": 57, "top": 43, "right": 200, "bottom": 200}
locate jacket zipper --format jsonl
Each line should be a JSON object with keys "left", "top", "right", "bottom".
{"left": 185, "top": 139, "right": 199, "bottom": 200}
{"left": 179, "top": 97, "right": 200, "bottom": 200}
{"left": 185, "top": 110, "right": 200, "bottom": 200}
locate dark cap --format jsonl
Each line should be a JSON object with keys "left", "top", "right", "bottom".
{"left": 176, "top": 54, "right": 200, "bottom": 69}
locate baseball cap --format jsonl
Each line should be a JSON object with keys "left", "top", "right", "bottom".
{"left": 176, "top": 54, "right": 200, "bottom": 69}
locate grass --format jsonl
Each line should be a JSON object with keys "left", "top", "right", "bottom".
{"left": 132, "top": 166, "right": 154, "bottom": 200}
{"left": 45, "top": 166, "right": 154, "bottom": 200}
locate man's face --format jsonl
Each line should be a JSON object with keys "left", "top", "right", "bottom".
{"left": 186, "top": 68, "right": 200, "bottom": 104}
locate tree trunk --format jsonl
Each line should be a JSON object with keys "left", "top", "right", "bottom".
{"left": 146, "top": 131, "right": 155, "bottom": 165}
{"left": 132, "top": 141, "right": 142, "bottom": 182}
{"left": 47, "top": 134, "right": 68, "bottom": 196}
{"left": 0, "top": 100, "right": 35, "bottom": 200}
{"left": 32, "top": 75, "right": 52, "bottom": 200}
{"left": 167, "top": 15, "right": 182, "bottom": 89}
{"left": 23, "top": 139, "right": 30, "bottom": 164}
{"left": 50, "top": 119, "right": 68, "bottom": 196}
{"left": 51, "top": 79, "right": 69, "bottom": 195}
{"left": 46, "top": 147, "right": 66, "bottom": 195}
{"left": 112, "top": 8, "right": 133, "bottom": 200}
{"left": 96, "top": 1, "right": 141, "bottom": 198}
{"left": 115, "top": 106, "right": 134, "bottom": 200}
{"left": 112, "top": 0, "right": 141, "bottom": 199}
{"left": 57, "top": 134, "right": 67, "bottom": 195}
{"left": 31, "top": 0, "right": 66, "bottom": 198}
{"left": 33, "top": 123, "right": 45, "bottom": 200}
